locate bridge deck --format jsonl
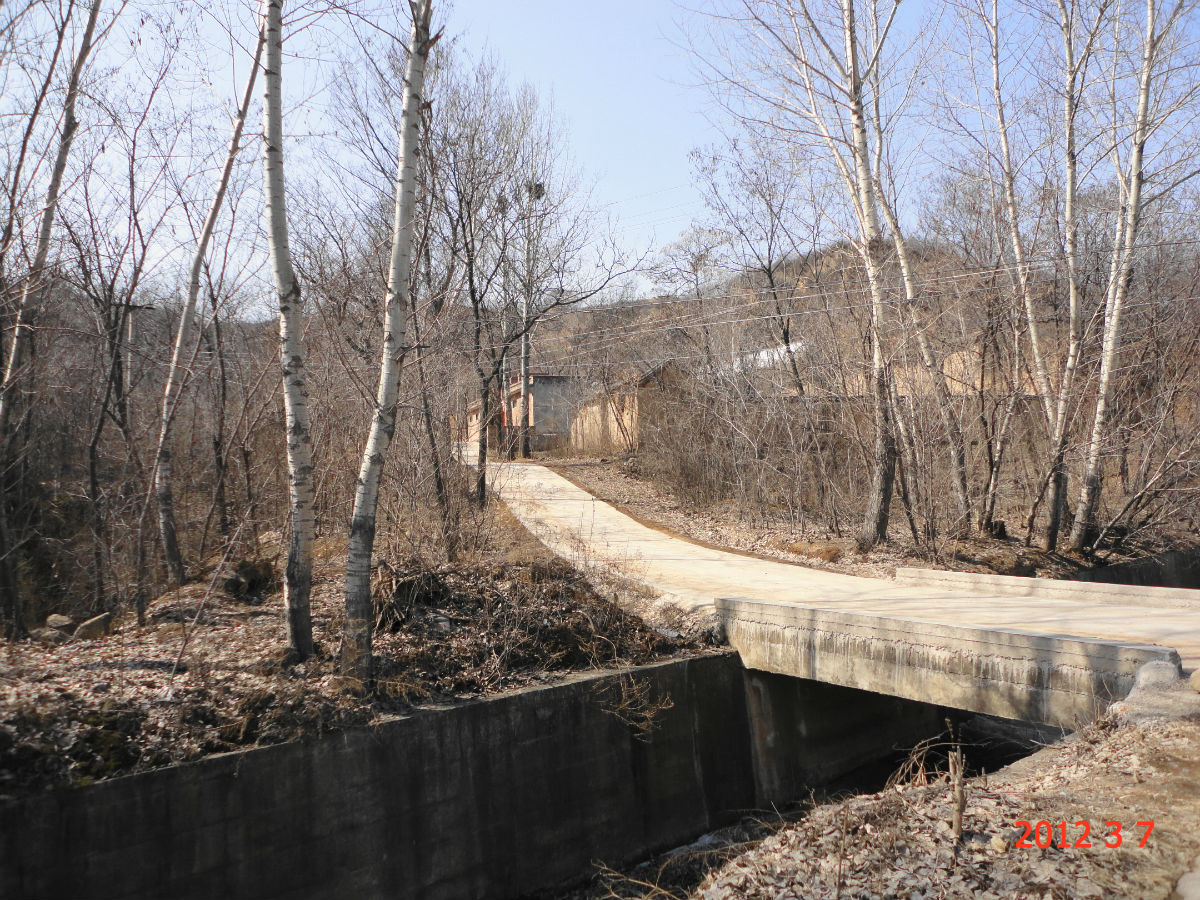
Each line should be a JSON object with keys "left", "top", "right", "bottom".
{"left": 490, "top": 462, "right": 1199, "bottom": 726}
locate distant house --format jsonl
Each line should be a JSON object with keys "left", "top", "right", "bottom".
{"left": 569, "top": 364, "right": 681, "bottom": 456}
{"left": 462, "top": 373, "right": 575, "bottom": 453}
{"left": 566, "top": 337, "right": 1042, "bottom": 458}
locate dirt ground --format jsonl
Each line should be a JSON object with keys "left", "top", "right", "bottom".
{"left": 558, "top": 709, "right": 1200, "bottom": 900}
{"left": 547, "top": 457, "right": 1170, "bottom": 583}
{"left": 694, "top": 714, "right": 1200, "bottom": 900}
{"left": 0, "top": 505, "right": 704, "bottom": 799}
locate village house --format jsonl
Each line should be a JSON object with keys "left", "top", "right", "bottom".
{"left": 461, "top": 373, "right": 576, "bottom": 453}
{"left": 569, "top": 364, "right": 682, "bottom": 456}
{"left": 568, "top": 337, "right": 1043, "bottom": 457}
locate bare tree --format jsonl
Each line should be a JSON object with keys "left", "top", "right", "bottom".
{"left": 262, "top": 0, "right": 314, "bottom": 659}
{"left": 0, "top": 0, "right": 103, "bottom": 433}
{"left": 150, "top": 24, "right": 265, "bottom": 586}
{"left": 0, "top": 0, "right": 105, "bottom": 636}
{"left": 1037, "top": 0, "right": 1108, "bottom": 550}
{"left": 64, "top": 38, "right": 183, "bottom": 608}
{"left": 699, "top": 0, "right": 912, "bottom": 546}
{"left": 436, "top": 58, "right": 631, "bottom": 504}
{"left": 341, "top": 0, "right": 436, "bottom": 686}
{"left": 1069, "top": 0, "right": 1199, "bottom": 549}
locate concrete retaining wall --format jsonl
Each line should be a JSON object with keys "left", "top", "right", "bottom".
{"left": 0, "top": 655, "right": 755, "bottom": 900}
{"left": 742, "top": 671, "right": 947, "bottom": 801}
{"left": 0, "top": 652, "right": 976, "bottom": 900}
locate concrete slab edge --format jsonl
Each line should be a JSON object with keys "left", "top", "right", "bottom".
{"left": 717, "top": 597, "right": 1182, "bottom": 728}
{"left": 895, "top": 568, "right": 1200, "bottom": 610}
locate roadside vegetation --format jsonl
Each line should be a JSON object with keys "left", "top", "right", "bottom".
{"left": 0, "top": 501, "right": 701, "bottom": 798}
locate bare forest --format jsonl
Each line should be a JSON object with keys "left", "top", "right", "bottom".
{"left": 2, "top": 0, "right": 1199, "bottom": 686}
{"left": 556, "top": 0, "right": 1200, "bottom": 565}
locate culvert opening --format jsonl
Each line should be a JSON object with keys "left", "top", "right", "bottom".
{"left": 822, "top": 711, "right": 1068, "bottom": 800}
{"left": 546, "top": 698, "right": 1057, "bottom": 900}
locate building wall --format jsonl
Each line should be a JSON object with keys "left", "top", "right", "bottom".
{"left": 570, "top": 390, "right": 638, "bottom": 455}
{"left": 462, "top": 377, "right": 575, "bottom": 453}
{"left": 528, "top": 377, "right": 574, "bottom": 451}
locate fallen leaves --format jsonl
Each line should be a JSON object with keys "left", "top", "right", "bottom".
{"left": 695, "top": 717, "right": 1200, "bottom": 900}
{"left": 1, "top": 550, "right": 699, "bottom": 798}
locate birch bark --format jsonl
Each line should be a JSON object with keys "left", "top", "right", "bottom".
{"left": 840, "top": 0, "right": 898, "bottom": 548}
{"left": 151, "top": 28, "right": 265, "bottom": 586}
{"left": 262, "top": 0, "right": 313, "bottom": 658}
{"left": 1040, "top": 0, "right": 1092, "bottom": 550}
{"left": 1069, "top": 0, "right": 1168, "bottom": 549}
{"left": 341, "top": 0, "right": 435, "bottom": 684}
{"left": 984, "top": 0, "right": 1055, "bottom": 423}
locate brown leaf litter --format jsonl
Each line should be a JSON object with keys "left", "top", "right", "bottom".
{"left": 0, "top": 537, "right": 705, "bottom": 799}
{"left": 694, "top": 714, "right": 1200, "bottom": 900}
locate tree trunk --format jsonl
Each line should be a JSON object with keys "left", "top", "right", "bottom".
{"left": 415, "top": 336, "right": 457, "bottom": 561}
{"left": 1041, "top": 0, "right": 1093, "bottom": 550}
{"left": 980, "top": 322, "right": 1023, "bottom": 534}
{"left": 0, "top": 495, "right": 24, "bottom": 638}
{"left": 986, "top": 0, "right": 1056, "bottom": 426}
{"left": 263, "top": 0, "right": 314, "bottom": 659}
{"left": 241, "top": 445, "right": 261, "bottom": 550}
{"left": 198, "top": 313, "right": 232, "bottom": 560}
{"left": 519, "top": 327, "right": 531, "bottom": 458}
{"left": 85, "top": 311, "right": 130, "bottom": 607}
{"left": 1070, "top": 0, "right": 1159, "bottom": 550}
{"left": 342, "top": 0, "right": 435, "bottom": 685}
{"left": 839, "top": 0, "right": 896, "bottom": 548}
{"left": 475, "top": 378, "right": 491, "bottom": 507}
{"left": 211, "top": 316, "right": 232, "bottom": 540}
{"left": 149, "top": 24, "right": 265, "bottom": 586}
{"left": 876, "top": 199, "right": 972, "bottom": 534}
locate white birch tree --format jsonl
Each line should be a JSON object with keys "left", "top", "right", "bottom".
{"left": 1038, "top": 0, "right": 1106, "bottom": 550}
{"left": 700, "top": 0, "right": 909, "bottom": 546}
{"left": 947, "top": 0, "right": 1112, "bottom": 548}
{"left": 1069, "top": 0, "right": 1198, "bottom": 549}
{"left": 262, "top": 0, "right": 314, "bottom": 659}
{"left": 341, "top": 0, "right": 436, "bottom": 685}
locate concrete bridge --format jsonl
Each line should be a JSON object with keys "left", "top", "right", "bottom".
{"left": 489, "top": 461, "right": 1199, "bottom": 728}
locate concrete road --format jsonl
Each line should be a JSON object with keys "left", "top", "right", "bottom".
{"left": 489, "top": 461, "right": 1200, "bottom": 670}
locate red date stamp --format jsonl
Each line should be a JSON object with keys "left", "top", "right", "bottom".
{"left": 1013, "top": 820, "right": 1155, "bottom": 849}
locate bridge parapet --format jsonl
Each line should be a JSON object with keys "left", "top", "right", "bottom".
{"left": 717, "top": 597, "right": 1183, "bottom": 728}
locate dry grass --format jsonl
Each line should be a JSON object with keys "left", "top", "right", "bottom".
{"left": 777, "top": 540, "right": 844, "bottom": 563}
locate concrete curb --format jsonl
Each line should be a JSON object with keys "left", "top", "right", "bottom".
{"left": 717, "top": 596, "right": 1183, "bottom": 728}
{"left": 894, "top": 567, "right": 1200, "bottom": 610}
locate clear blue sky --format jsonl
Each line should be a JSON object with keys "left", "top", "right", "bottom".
{"left": 445, "top": 0, "right": 713, "bottom": 259}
